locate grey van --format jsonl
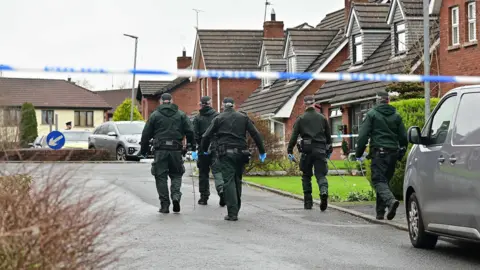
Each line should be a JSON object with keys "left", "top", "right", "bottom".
{"left": 404, "top": 85, "right": 480, "bottom": 249}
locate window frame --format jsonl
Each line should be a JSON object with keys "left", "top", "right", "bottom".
{"left": 2, "top": 108, "right": 21, "bottom": 126}
{"left": 74, "top": 110, "right": 94, "bottom": 127}
{"left": 394, "top": 22, "right": 407, "bottom": 55}
{"left": 421, "top": 93, "right": 458, "bottom": 146}
{"left": 329, "top": 107, "right": 343, "bottom": 146}
{"left": 41, "top": 109, "right": 55, "bottom": 125}
{"left": 262, "top": 64, "right": 271, "bottom": 88}
{"left": 451, "top": 6, "right": 460, "bottom": 46}
{"left": 287, "top": 55, "right": 297, "bottom": 83}
{"left": 467, "top": 1, "right": 477, "bottom": 42}
{"left": 452, "top": 92, "right": 480, "bottom": 146}
{"left": 352, "top": 34, "right": 363, "bottom": 64}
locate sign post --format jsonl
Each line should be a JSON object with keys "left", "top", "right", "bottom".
{"left": 46, "top": 130, "right": 65, "bottom": 150}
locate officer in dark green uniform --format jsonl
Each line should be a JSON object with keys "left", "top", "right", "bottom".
{"left": 192, "top": 96, "right": 225, "bottom": 206}
{"left": 139, "top": 93, "right": 195, "bottom": 214}
{"left": 200, "top": 97, "right": 266, "bottom": 221}
{"left": 287, "top": 95, "right": 332, "bottom": 211}
{"left": 355, "top": 90, "right": 407, "bottom": 220}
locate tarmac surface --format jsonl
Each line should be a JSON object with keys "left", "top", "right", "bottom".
{"left": 3, "top": 162, "right": 480, "bottom": 270}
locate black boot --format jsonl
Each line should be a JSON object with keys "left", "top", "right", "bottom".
{"left": 224, "top": 215, "right": 238, "bottom": 221}
{"left": 198, "top": 196, "right": 208, "bottom": 205}
{"left": 320, "top": 194, "right": 328, "bottom": 212}
{"left": 219, "top": 192, "right": 226, "bottom": 207}
{"left": 386, "top": 200, "right": 400, "bottom": 220}
{"left": 159, "top": 203, "right": 169, "bottom": 214}
{"left": 173, "top": 200, "right": 181, "bottom": 213}
{"left": 376, "top": 214, "right": 385, "bottom": 220}
{"left": 304, "top": 194, "right": 313, "bottom": 210}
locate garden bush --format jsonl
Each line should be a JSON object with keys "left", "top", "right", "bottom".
{"left": 19, "top": 102, "right": 38, "bottom": 148}
{"left": 365, "top": 98, "right": 439, "bottom": 200}
{"left": 113, "top": 98, "right": 143, "bottom": 121}
{"left": 0, "top": 169, "right": 123, "bottom": 269}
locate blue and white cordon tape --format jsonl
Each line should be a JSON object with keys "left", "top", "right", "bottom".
{"left": 2, "top": 64, "right": 480, "bottom": 84}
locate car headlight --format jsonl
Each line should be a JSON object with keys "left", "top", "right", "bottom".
{"left": 127, "top": 138, "right": 138, "bottom": 144}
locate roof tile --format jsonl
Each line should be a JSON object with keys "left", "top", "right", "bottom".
{"left": 95, "top": 88, "right": 137, "bottom": 113}
{"left": 138, "top": 80, "right": 171, "bottom": 96}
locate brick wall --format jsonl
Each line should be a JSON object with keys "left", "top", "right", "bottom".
{"left": 438, "top": 0, "right": 480, "bottom": 94}
{"left": 171, "top": 81, "right": 200, "bottom": 116}
{"left": 142, "top": 97, "right": 159, "bottom": 120}
{"left": 210, "top": 79, "right": 261, "bottom": 111}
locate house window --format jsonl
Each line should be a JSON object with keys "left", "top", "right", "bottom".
{"left": 451, "top": 6, "right": 460, "bottom": 45}
{"left": 329, "top": 107, "right": 343, "bottom": 145}
{"left": 41, "top": 110, "right": 54, "bottom": 125}
{"left": 394, "top": 22, "right": 406, "bottom": 54}
{"left": 262, "top": 64, "right": 271, "bottom": 87}
{"left": 2, "top": 108, "right": 21, "bottom": 126}
{"left": 273, "top": 121, "right": 284, "bottom": 141}
{"left": 287, "top": 56, "right": 296, "bottom": 80}
{"left": 352, "top": 35, "right": 363, "bottom": 64}
{"left": 468, "top": 1, "right": 477, "bottom": 42}
{"left": 74, "top": 111, "right": 94, "bottom": 127}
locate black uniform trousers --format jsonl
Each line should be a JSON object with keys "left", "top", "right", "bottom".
{"left": 299, "top": 149, "right": 329, "bottom": 196}
{"left": 197, "top": 152, "right": 224, "bottom": 198}
{"left": 370, "top": 149, "right": 397, "bottom": 216}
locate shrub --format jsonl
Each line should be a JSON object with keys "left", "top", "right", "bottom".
{"left": 244, "top": 113, "right": 284, "bottom": 174}
{"left": 0, "top": 169, "right": 123, "bottom": 269}
{"left": 19, "top": 102, "right": 38, "bottom": 148}
{"left": 365, "top": 98, "right": 440, "bottom": 200}
{"left": 113, "top": 98, "right": 143, "bottom": 121}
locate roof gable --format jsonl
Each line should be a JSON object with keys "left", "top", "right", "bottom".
{"left": 346, "top": 3, "right": 390, "bottom": 36}
{"left": 386, "top": 0, "right": 406, "bottom": 24}
{"left": 283, "top": 28, "right": 338, "bottom": 57}
{"left": 96, "top": 88, "right": 137, "bottom": 113}
{"left": 138, "top": 80, "right": 171, "bottom": 96}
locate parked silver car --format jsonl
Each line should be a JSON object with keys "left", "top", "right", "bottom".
{"left": 404, "top": 85, "right": 480, "bottom": 249}
{"left": 88, "top": 121, "right": 152, "bottom": 161}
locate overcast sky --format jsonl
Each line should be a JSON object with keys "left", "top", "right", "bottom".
{"left": 0, "top": 0, "right": 344, "bottom": 91}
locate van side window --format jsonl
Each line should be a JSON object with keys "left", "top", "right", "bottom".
{"left": 453, "top": 93, "right": 480, "bottom": 145}
{"left": 422, "top": 95, "right": 457, "bottom": 145}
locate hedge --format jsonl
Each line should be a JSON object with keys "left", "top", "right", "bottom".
{"left": 0, "top": 149, "right": 112, "bottom": 162}
{"left": 365, "top": 98, "right": 440, "bottom": 200}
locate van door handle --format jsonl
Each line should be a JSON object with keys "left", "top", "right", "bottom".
{"left": 438, "top": 156, "right": 445, "bottom": 163}
{"left": 449, "top": 156, "right": 457, "bottom": 164}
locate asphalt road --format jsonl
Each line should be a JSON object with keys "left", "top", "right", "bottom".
{"left": 3, "top": 162, "right": 480, "bottom": 270}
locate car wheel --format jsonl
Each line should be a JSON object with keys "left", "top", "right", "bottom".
{"left": 407, "top": 193, "right": 438, "bottom": 249}
{"left": 116, "top": 146, "right": 126, "bottom": 161}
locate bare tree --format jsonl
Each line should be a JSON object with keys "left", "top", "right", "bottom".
{"left": 74, "top": 78, "right": 95, "bottom": 90}
{"left": 114, "top": 80, "right": 131, "bottom": 89}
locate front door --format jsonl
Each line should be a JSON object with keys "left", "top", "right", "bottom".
{"left": 416, "top": 93, "right": 458, "bottom": 227}
{"left": 446, "top": 91, "right": 480, "bottom": 235}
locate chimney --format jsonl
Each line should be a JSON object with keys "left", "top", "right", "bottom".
{"left": 67, "top": 77, "right": 71, "bottom": 82}
{"left": 345, "top": 0, "right": 370, "bottom": 24}
{"left": 177, "top": 47, "right": 192, "bottom": 69}
{"left": 263, "top": 9, "right": 284, "bottom": 38}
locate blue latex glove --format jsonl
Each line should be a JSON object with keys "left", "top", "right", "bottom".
{"left": 259, "top": 153, "right": 267, "bottom": 163}
{"left": 203, "top": 152, "right": 209, "bottom": 155}
{"left": 288, "top": 154, "right": 295, "bottom": 161}
{"left": 192, "top": 151, "right": 198, "bottom": 161}
{"left": 356, "top": 157, "right": 364, "bottom": 162}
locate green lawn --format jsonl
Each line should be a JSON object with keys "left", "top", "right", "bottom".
{"left": 250, "top": 159, "right": 353, "bottom": 172}
{"left": 244, "top": 175, "right": 373, "bottom": 202}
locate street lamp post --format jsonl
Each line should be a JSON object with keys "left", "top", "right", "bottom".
{"left": 124, "top": 33, "right": 138, "bottom": 122}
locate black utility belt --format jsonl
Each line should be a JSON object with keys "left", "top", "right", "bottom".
{"left": 155, "top": 140, "right": 182, "bottom": 150}
{"left": 373, "top": 147, "right": 398, "bottom": 153}
{"left": 226, "top": 148, "right": 249, "bottom": 154}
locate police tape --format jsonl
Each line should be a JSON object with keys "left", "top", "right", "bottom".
{"left": 333, "top": 134, "right": 358, "bottom": 138}
{"left": 2, "top": 64, "right": 480, "bottom": 84}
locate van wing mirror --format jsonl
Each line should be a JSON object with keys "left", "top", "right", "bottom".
{"left": 407, "top": 126, "right": 422, "bottom": 144}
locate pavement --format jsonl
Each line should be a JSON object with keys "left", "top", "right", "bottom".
{"left": 2, "top": 162, "right": 480, "bottom": 270}
{"left": 334, "top": 201, "right": 407, "bottom": 227}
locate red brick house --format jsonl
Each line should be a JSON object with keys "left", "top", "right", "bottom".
{"left": 95, "top": 88, "right": 139, "bottom": 121}
{"left": 241, "top": 9, "right": 348, "bottom": 146}
{"left": 315, "top": 0, "right": 440, "bottom": 159}
{"left": 136, "top": 80, "right": 171, "bottom": 119}
{"left": 431, "top": 0, "right": 479, "bottom": 94}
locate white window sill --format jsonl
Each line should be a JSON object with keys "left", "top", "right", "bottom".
{"left": 348, "top": 64, "right": 364, "bottom": 71}
{"left": 448, "top": 44, "right": 461, "bottom": 51}
{"left": 464, "top": 40, "right": 478, "bottom": 48}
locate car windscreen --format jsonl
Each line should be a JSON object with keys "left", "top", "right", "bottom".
{"left": 116, "top": 122, "right": 145, "bottom": 135}
{"left": 63, "top": 132, "right": 91, "bottom": 142}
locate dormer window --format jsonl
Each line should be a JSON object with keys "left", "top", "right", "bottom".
{"left": 262, "top": 64, "right": 271, "bottom": 88}
{"left": 287, "top": 56, "right": 296, "bottom": 73}
{"left": 352, "top": 34, "right": 363, "bottom": 64}
{"left": 394, "top": 22, "right": 406, "bottom": 54}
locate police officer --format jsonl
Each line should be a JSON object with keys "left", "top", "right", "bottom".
{"left": 192, "top": 96, "right": 225, "bottom": 207}
{"left": 139, "top": 93, "right": 195, "bottom": 214}
{"left": 200, "top": 97, "right": 266, "bottom": 221}
{"left": 355, "top": 90, "right": 407, "bottom": 220}
{"left": 287, "top": 95, "right": 332, "bottom": 211}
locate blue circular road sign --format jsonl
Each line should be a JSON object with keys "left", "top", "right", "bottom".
{"left": 46, "top": 130, "right": 66, "bottom": 150}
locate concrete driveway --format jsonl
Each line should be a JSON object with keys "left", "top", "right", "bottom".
{"left": 2, "top": 162, "right": 480, "bottom": 270}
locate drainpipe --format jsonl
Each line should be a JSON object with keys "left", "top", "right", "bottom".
{"left": 217, "top": 78, "right": 221, "bottom": 111}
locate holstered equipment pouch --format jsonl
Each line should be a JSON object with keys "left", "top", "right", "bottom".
{"left": 301, "top": 139, "right": 313, "bottom": 154}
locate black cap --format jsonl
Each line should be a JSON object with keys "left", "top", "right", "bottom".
{"left": 304, "top": 95, "right": 315, "bottom": 105}
{"left": 161, "top": 93, "right": 172, "bottom": 102}
{"left": 66, "top": 121, "right": 72, "bottom": 126}
{"left": 200, "top": 96, "right": 211, "bottom": 105}
{"left": 223, "top": 97, "right": 234, "bottom": 104}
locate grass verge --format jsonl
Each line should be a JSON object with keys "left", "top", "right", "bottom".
{"left": 243, "top": 175, "right": 374, "bottom": 202}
